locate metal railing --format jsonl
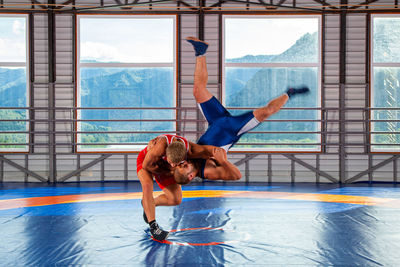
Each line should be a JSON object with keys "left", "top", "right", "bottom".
{"left": 0, "top": 105, "right": 399, "bottom": 183}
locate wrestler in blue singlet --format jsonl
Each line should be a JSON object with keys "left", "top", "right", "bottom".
{"left": 187, "top": 37, "right": 309, "bottom": 179}
{"left": 194, "top": 96, "right": 261, "bottom": 179}
{"left": 196, "top": 96, "right": 260, "bottom": 151}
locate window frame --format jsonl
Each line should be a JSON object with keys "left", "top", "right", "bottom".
{"left": 222, "top": 14, "right": 322, "bottom": 152}
{"left": 76, "top": 14, "right": 177, "bottom": 153}
{"left": 0, "top": 13, "right": 30, "bottom": 153}
{"left": 370, "top": 13, "right": 400, "bottom": 153}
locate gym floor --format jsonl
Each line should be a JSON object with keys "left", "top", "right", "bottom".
{"left": 1, "top": 181, "right": 400, "bottom": 266}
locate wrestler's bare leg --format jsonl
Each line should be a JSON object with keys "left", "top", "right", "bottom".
{"left": 253, "top": 86, "right": 311, "bottom": 121}
{"left": 138, "top": 169, "right": 169, "bottom": 241}
{"left": 253, "top": 94, "right": 289, "bottom": 122}
{"left": 154, "top": 183, "right": 182, "bottom": 206}
{"left": 138, "top": 169, "right": 156, "bottom": 222}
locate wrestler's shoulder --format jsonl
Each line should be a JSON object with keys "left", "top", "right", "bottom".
{"left": 147, "top": 136, "right": 167, "bottom": 150}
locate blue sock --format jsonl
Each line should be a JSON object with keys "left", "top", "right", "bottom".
{"left": 186, "top": 39, "right": 208, "bottom": 57}
{"left": 286, "top": 86, "right": 310, "bottom": 98}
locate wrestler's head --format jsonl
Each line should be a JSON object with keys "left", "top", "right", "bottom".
{"left": 166, "top": 141, "right": 187, "bottom": 167}
{"left": 174, "top": 161, "right": 197, "bottom": 185}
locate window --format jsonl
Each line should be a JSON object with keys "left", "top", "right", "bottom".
{"left": 223, "top": 15, "right": 321, "bottom": 151}
{"left": 371, "top": 15, "right": 400, "bottom": 152}
{"left": 77, "top": 15, "right": 176, "bottom": 152}
{"left": 0, "top": 14, "right": 29, "bottom": 152}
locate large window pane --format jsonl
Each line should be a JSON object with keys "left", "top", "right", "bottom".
{"left": 372, "top": 15, "right": 400, "bottom": 152}
{"left": 77, "top": 15, "right": 176, "bottom": 151}
{"left": 373, "top": 17, "right": 400, "bottom": 63}
{"left": 224, "top": 16, "right": 321, "bottom": 151}
{"left": 78, "top": 67, "right": 174, "bottom": 150}
{"left": 0, "top": 68, "right": 27, "bottom": 149}
{"left": 225, "top": 67, "right": 319, "bottom": 150}
{"left": 0, "top": 15, "right": 28, "bottom": 152}
{"left": 79, "top": 17, "right": 174, "bottom": 63}
{"left": 225, "top": 17, "right": 319, "bottom": 63}
{"left": 0, "top": 17, "right": 26, "bottom": 62}
{"left": 372, "top": 67, "right": 400, "bottom": 151}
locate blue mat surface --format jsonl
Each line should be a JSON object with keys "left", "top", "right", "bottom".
{"left": 0, "top": 181, "right": 400, "bottom": 266}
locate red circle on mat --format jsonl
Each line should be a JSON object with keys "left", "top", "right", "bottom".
{"left": 152, "top": 227, "right": 226, "bottom": 246}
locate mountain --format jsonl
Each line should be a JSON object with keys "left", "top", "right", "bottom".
{"left": 227, "top": 55, "right": 276, "bottom": 63}
{"left": 226, "top": 32, "right": 318, "bottom": 63}
{"left": 226, "top": 68, "right": 318, "bottom": 107}
{"left": 273, "top": 32, "right": 318, "bottom": 63}
{"left": 225, "top": 32, "right": 319, "bottom": 110}
{"left": 0, "top": 68, "right": 27, "bottom": 107}
{"left": 80, "top": 68, "right": 174, "bottom": 132}
{"left": 0, "top": 32, "right": 321, "bottom": 145}
{"left": 2, "top": 29, "right": 398, "bottom": 146}
{"left": 225, "top": 32, "right": 320, "bottom": 136}
{"left": 81, "top": 68, "right": 173, "bottom": 107}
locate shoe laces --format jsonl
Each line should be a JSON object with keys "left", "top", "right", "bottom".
{"left": 151, "top": 222, "right": 163, "bottom": 235}
{"left": 154, "top": 228, "right": 163, "bottom": 235}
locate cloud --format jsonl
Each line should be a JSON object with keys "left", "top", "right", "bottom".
{"left": 0, "top": 38, "right": 25, "bottom": 61}
{"left": 225, "top": 18, "right": 318, "bottom": 59}
{"left": 81, "top": 41, "right": 172, "bottom": 63}
{"left": 81, "top": 41, "right": 126, "bottom": 62}
{"left": 13, "top": 20, "right": 25, "bottom": 35}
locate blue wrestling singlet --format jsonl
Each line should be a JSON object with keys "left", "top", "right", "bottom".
{"left": 196, "top": 96, "right": 260, "bottom": 151}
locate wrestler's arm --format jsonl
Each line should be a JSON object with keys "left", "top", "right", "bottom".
{"left": 142, "top": 137, "right": 167, "bottom": 173}
{"left": 203, "top": 148, "right": 242, "bottom": 181}
{"left": 187, "top": 142, "right": 217, "bottom": 159}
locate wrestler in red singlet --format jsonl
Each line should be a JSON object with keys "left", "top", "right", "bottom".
{"left": 136, "top": 134, "right": 189, "bottom": 189}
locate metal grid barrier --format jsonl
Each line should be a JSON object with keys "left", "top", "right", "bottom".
{"left": 1, "top": 105, "right": 399, "bottom": 183}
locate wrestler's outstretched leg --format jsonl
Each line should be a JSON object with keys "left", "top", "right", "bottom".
{"left": 186, "top": 37, "right": 213, "bottom": 104}
{"left": 253, "top": 94, "right": 289, "bottom": 122}
{"left": 253, "top": 87, "right": 310, "bottom": 122}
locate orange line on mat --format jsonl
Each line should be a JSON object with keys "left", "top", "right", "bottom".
{"left": 225, "top": 191, "right": 394, "bottom": 206}
{"left": 0, "top": 192, "right": 143, "bottom": 211}
{"left": 0, "top": 190, "right": 399, "bottom": 211}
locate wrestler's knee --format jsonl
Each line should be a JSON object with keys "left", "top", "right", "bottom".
{"left": 169, "top": 193, "right": 182, "bottom": 206}
{"left": 138, "top": 170, "right": 153, "bottom": 190}
{"left": 163, "top": 184, "right": 182, "bottom": 206}
{"left": 174, "top": 195, "right": 182, "bottom": 205}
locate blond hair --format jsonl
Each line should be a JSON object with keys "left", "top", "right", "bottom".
{"left": 166, "top": 141, "right": 186, "bottom": 165}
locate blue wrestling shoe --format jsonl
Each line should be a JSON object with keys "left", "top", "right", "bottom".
{"left": 286, "top": 86, "right": 310, "bottom": 98}
{"left": 186, "top": 36, "right": 209, "bottom": 57}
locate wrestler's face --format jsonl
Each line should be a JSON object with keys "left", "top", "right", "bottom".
{"left": 176, "top": 162, "right": 196, "bottom": 181}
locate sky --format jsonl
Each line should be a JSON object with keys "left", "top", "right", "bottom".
{"left": 0, "top": 16, "right": 317, "bottom": 63}
{"left": 79, "top": 17, "right": 174, "bottom": 63}
{"left": 225, "top": 17, "right": 319, "bottom": 59}
{"left": 0, "top": 17, "right": 26, "bottom": 62}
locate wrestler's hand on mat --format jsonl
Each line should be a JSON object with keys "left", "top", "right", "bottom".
{"left": 212, "top": 147, "right": 228, "bottom": 163}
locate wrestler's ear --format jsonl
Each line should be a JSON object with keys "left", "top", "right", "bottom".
{"left": 188, "top": 172, "right": 196, "bottom": 181}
